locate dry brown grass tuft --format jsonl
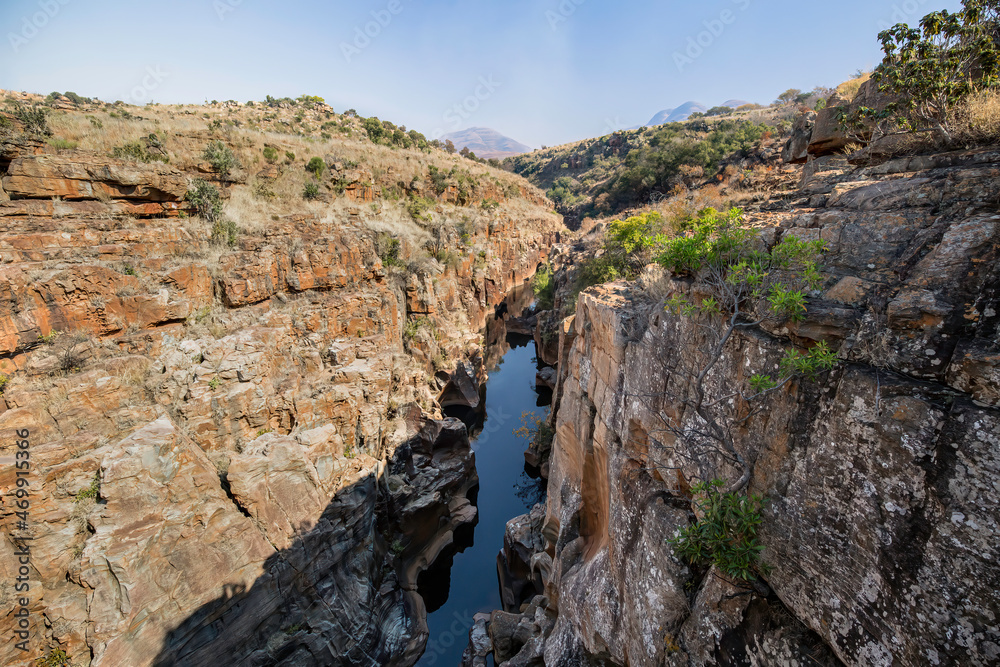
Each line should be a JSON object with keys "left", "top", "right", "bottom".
{"left": 953, "top": 89, "right": 1000, "bottom": 145}
{"left": 836, "top": 71, "right": 872, "bottom": 102}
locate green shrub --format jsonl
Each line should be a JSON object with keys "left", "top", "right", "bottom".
{"left": 0, "top": 374, "right": 8, "bottom": 394}
{"left": 302, "top": 182, "right": 321, "bottom": 200}
{"left": 211, "top": 218, "right": 239, "bottom": 248}
{"left": 376, "top": 233, "right": 403, "bottom": 267}
{"left": 668, "top": 480, "right": 766, "bottom": 581}
{"left": 186, "top": 179, "right": 224, "bottom": 223}
{"left": 112, "top": 139, "right": 167, "bottom": 163}
{"left": 7, "top": 102, "right": 51, "bottom": 136}
{"left": 532, "top": 263, "right": 555, "bottom": 310}
{"left": 262, "top": 146, "right": 278, "bottom": 163}
{"left": 75, "top": 474, "right": 100, "bottom": 502}
{"left": 35, "top": 648, "right": 70, "bottom": 667}
{"left": 406, "top": 195, "right": 435, "bottom": 221}
{"left": 203, "top": 140, "right": 238, "bottom": 176}
{"left": 306, "top": 156, "right": 325, "bottom": 179}
{"left": 285, "top": 150, "right": 295, "bottom": 163}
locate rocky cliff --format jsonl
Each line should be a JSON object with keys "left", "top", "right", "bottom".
{"left": 487, "top": 148, "right": 1000, "bottom": 666}
{"left": 0, "top": 100, "right": 561, "bottom": 666}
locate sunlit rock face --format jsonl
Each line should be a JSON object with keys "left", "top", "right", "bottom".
{"left": 491, "top": 148, "right": 1000, "bottom": 666}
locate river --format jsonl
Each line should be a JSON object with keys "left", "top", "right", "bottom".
{"left": 415, "top": 312, "right": 549, "bottom": 666}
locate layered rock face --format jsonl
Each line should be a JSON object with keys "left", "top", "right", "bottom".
{"left": 495, "top": 148, "right": 1000, "bottom": 665}
{"left": 0, "top": 118, "right": 559, "bottom": 666}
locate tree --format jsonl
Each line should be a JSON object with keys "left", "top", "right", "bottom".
{"left": 705, "top": 106, "right": 733, "bottom": 117}
{"left": 853, "top": 0, "right": 1000, "bottom": 142}
{"left": 444, "top": 139, "right": 457, "bottom": 154}
{"left": 643, "top": 207, "right": 835, "bottom": 493}
{"left": 362, "top": 117, "right": 386, "bottom": 143}
{"left": 306, "top": 157, "right": 325, "bottom": 179}
{"left": 776, "top": 88, "right": 802, "bottom": 104}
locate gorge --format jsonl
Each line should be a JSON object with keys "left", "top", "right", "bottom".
{"left": 1, "top": 62, "right": 999, "bottom": 667}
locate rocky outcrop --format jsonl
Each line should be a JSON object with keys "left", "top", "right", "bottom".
{"left": 0, "top": 113, "right": 561, "bottom": 666}
{"left": 491, "top": 148, "right": 1000, "bottom": 665}
{"left": 3, "top": 153, "right": 188, "bottom": 201}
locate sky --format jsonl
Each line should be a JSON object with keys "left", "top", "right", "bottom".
{"left": 0, "top": 0, "right": 965, "bottom": 147}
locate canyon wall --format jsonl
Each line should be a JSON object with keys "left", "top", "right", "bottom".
{"left": 0, "top": 119, "right": 560, "bottom": 666}
{"left": 493, "top": 149, "right": 1000, "bottom": 666}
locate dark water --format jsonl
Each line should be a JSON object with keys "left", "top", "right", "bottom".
{"left": 415, "top": 333, "right": 548, "bottom": 666}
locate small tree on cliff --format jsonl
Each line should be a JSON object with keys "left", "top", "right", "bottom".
{"left": 645, "top": 207, "right": 835, "bottom": 494}
{"left": 843, "top": 0, "right": 1000, "bottom": 142}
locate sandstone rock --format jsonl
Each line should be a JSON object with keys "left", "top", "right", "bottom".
{"left": 3, "top": 153, "right": 187, "bottom": 201}
{"left": 782, "top": 111, "right": 816, "bottom": 164}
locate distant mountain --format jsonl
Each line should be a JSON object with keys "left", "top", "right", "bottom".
{"left": 646, "top": 101, "right": 707, "bottom": 126}
{"left": 440, "top": 127, "right": 531, "bottom": 159}
{"left": 643, "top": 100, "right": 755, "bottom": 127}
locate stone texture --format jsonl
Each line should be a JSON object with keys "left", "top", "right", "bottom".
{"left": 0, "top": 121, "right": 560, "bottom": 667}
{"left": 501, "top": 148, "right": 1000, "bottom": 666}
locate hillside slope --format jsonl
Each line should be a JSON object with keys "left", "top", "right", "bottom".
{"left": 0, "top": 92, "right": 562, "bottom": 667}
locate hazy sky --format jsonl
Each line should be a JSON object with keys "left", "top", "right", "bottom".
{"left": 1, "top": 0, "right": 963, "bottom": 147}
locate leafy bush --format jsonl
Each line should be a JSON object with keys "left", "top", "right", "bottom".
{"left": 186, "top": 180, "right": 224, "bottom": 222}
{"left": 203, "top": 140, "right": 238, "bottom": 176}
{"left": 302, "top": 182, "right": 320, "bottom": 200}
{"left": 376, "top": 233, "right": 403, "bottom": 267}
{"left": 112, "top": 138, "right": 168, "bottom": 163}
{"left": 6, "top": 102, "right": 51, "bottom": 136}
{"left": 363, "top": 117, "right": 387, "bottom": 143}
{"left": 0, "top": 374, "right": 8, "bottom": 394}
{"left": 532, "top": 263, "right": 555, "bottom": 310}
{"left": 406, "top": 195, "right": 435, "bottom": 221}
{"left": 35, "top": 648, "right": 70, "bottom": 667}
{"left": 668, "top": 480, "right": 766, "bottom": 581}
{"left": 654, "top": 207, "right": 833, "bottom": 491}
{"left": 514, "top": 411, "right": 555, "bottom": 451}
{"left": 211, "top": 218, "right": 239, "bottom": 248}
{"left": 306, "top": 156, "right": 325, "bottom": 179}
{"left": 844, "top": 0, "right": 1000, "bottom": 142}
{"left": 75, "top": 474, "right": 100, "bottom": 502}
{"left": 262, "top": 146, "right": 278, "bottom": 163}
{"left": 604, "top": 211, "right": 666, "bottom": 278}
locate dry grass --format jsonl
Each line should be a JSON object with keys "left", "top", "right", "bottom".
{"left": 836, "top": 71, "right": 872, "bottom": 102}
{"left": 953, "top": 89, "right": 1000, "bottom": 145}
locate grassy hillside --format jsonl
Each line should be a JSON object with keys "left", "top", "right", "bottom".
{"left": 503, "top": 104, "right": 802, "bottom": 224}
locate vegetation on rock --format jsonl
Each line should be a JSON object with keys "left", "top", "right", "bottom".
{"left": 668, "top": 479, "right": 766, "bottom": 582}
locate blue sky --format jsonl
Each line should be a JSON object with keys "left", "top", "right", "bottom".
{"left": 0, "top": 0, "right": 964, "bottom": 147}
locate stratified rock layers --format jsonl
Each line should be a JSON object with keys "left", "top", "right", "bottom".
{"left": 507, "top": 149, "right": 1000, "bottom": 666}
